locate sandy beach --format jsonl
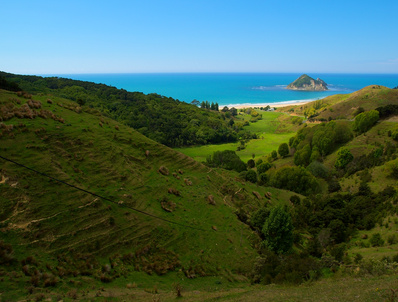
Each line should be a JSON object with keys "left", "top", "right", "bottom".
{"left": 232, "top": 100, "right": 312, "bottom": 109}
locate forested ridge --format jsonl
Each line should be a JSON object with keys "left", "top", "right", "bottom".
{"left": 0, "top": 71, "right": 241, "bottom": 147}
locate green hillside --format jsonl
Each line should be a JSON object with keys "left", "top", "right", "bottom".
{"left": 2, "top": 77, "right": 398, "bottom": 301}
{"left": 279, "top": 85, "right": 398, "bottom": 120}
{"left": 0, "top": 88, "right": 293, "bottom": 300}
{"left": 0, "top": 72, "right": 241, "bottom": 148}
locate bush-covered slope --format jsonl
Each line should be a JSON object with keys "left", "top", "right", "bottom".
{"left": 0, "top": 71, "right": 239, "bottom": 147}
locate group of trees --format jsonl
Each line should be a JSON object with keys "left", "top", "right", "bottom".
{"left": 247, "top": 183, "right": 395, "bottom": 284}
{"left": 200, "top": 100, "right": 219, "bottom": 111}
{"left": 0, "top": 76, "right": 21, "bottom": 92}
{"left": 352, "top": 110, "right": 379, "bottom": 133}
{"left": 291, "top": 120, "right": 353, "bottom": 167}
{"left": 205, "top": 150, "right": 247, "bottom": 172}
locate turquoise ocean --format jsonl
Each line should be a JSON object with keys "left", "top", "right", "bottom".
{"left": 53, "top": 73, "right": 398, "bottom": 107}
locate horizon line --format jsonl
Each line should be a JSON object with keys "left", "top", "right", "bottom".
{"left": 31, "top": 71, "right": 398, "bottom": 76}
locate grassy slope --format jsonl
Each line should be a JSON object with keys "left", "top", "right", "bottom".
{"left": 0, "top": 89, "right": 294, "bottom": 298}
{"left": 278, "top": 85, "right": 398, "bottom": 120}
{"left": 3, "top": 85, "right": 398, "bottom": 300}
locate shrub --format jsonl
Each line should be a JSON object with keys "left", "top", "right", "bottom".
{"left": 257, "top": 162, "right": 272, "bottom": 174}
{"left": 387, "top": 234, "right": 398, "bottom": 245}
{"left": 370, "top": 233, "right": 384, "bottom": 247}
{"left": 247, "top": 159, "right": 255, "bottom": 168}
{"left": 251, "top": 207, "right": 270, "bottom": 231}
{"left": 387, "top": 159, "right": 398, "bottom": 179}
{"left": 278, "top": 143, "right": 289, "bottom": 158}
{"left": 269, "top": 166, "right": 320, "bottom": 195}
{"left": 307, "top": 161, "right": 329, "bottom": 178}
{"left": 0, "top": 241, "right": 14, "bottom": 265}
{"left": 354, "top": 253, "right": 363, "bottom": 264}
{"left": 353, "top": 110, "right": 379, "bottom": 133}
{"left": 290, "top": 195, "right": 301, "bottom": 206}
{"left": 335, "top": 147, "right": 354, "bottom": 169}
{"left": 245, "top": 170, "right": 257, "bottom": 183}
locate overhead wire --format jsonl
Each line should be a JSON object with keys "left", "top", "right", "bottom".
{"left": 0, "top": 154, "right": 213, "bottom": 232}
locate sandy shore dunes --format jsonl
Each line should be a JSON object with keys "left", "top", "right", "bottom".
{"left": 232, "top": 100, "right": 311, "bottom": 109}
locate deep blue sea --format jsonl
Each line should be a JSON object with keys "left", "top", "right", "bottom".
{"left": 52, "top": 73, "right": 398, "bottom": 107}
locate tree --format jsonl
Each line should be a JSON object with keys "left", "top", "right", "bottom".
{"left": 191, "top": 99, "right": 200, "bottom": 107}
{"left": 278, "top": 143, "right": 289, "bottom": 158}
{"left": 271, "top": 150, "right": 278, "bottom": 160}
{"left": 353, "top": 110, "right": 379, "bottom": 133}
{"left": 335, "top": 147, "right": 353, "bottom": 169}
{"left": 262, "top": 206, "right": 294, "bottom": 254}
{"left": 247, "top": 159, "right": 255, "bottom": 168}
{"left": 77, "top": 98, "right": 86, "bottom": 106}
{"left": 246, "top": 170, "right": 257, "bottom": 183}
{"left": 206, "top": 150, "right": 246, "bottom": 172}
{"left": 294, "top": 144, "right": 311, "bottom": 167}
{"left": 257, "top": 162, "right": 272, "bottom": 174}
{"left": 328, "top": 219, "right": 347, "bottom": 243}
{"left": 269, "top": 166, "right": 320, "bottom": 195}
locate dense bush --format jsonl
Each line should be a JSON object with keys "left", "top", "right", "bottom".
{"left": 291, "top": 121, "right": 353, "bottom": 167}
{"left": 370, "top": 233, "right": 385, "bottom": 247}
{"left": 376, "top": 104, "right": 398, "bottom": 119}
{"left": 262, "top": 206, "right": 294, "bottom": 254}
{"left": 306, "top": 161, "right": 329, "bottom": 178}
{"left": 245, "top": 169, "right": 257, "bottom": 183}
{"left": 257, "top": 162, "right": 272, "bottom": 174}
{"left": 250, "top": 207, "right": 270, "bottom": 231}
{"left": 206, "top": 150, "right": 246, "bottom": 172}
{"left": 0, "top": 76, "right": 21, "bottom": 91}
{"left": 269, "top": 166, "right": 320, "bottom": 195}
{"left": 335, "top": 147, "right": 354, "bottom": 169}
{"left": 353, "top": 110, "right": 379, "bottom": 133}
{"left": 278, "top": 143, "right": 289, "bottom": 158}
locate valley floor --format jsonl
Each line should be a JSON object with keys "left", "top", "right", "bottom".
{"left": 19, "top": 274, "right": 395, "bottom": 301}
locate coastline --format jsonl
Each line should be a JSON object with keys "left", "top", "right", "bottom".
{"left": 231, "top": 100, "right": 312, "bottom": 109}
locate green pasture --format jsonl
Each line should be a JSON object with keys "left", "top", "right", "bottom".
{"left": 176, "top": 111, "right": 294, "bottom": 162}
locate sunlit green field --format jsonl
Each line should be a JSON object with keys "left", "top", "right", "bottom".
{"left": 175, "top": 111, "right": 294, "bottom": 162}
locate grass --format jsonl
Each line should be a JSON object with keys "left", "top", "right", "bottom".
{"left": 0, "top": 89, "right": 296, "bottom": 299}
{"left": 2, "top": 86, "right": 398, "bottom": 301}
{"left": 176, "top": 111, "right": 295, "bottom": 163}
{"left": 3, "top": 274, "right": 394, "bottom": 301}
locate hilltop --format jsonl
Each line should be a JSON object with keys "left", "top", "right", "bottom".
{"left": 287, "top": 74, "right": 328, "bottom": 91}
{"left": 279, "top": 85, "right": 398, "bottom": 121}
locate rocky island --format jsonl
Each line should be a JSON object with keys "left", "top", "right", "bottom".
{"left": 287, "top": 74, "right": 328, "bottom": 91}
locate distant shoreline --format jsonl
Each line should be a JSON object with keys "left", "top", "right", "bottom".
{"left": 230, "top": 100, "right": 312, "bottom": 109}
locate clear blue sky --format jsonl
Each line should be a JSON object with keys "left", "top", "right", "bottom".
{"left": 2, "top": 0, "right": 398, "bottom": 74}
